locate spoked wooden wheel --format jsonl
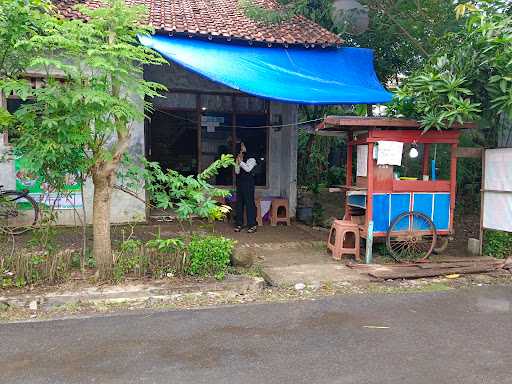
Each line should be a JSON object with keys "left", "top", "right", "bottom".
{"left": 386, "top": 211, "right": 437, "bottom": 263}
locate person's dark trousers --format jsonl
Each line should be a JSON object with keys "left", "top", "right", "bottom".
{"left": 235, "top": 180, "right": 257, "bottom": 227}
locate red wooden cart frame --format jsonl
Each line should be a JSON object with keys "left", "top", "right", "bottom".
{"left": 317, "top": 116, "right": 476, "bottom": 260}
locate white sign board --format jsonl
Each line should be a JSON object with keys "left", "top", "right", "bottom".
{"left": 377, "top": 141, "right": 403, "bottom": 166}
{"left": 484, "top": 148, "right": 512, "bottom": 192}
{"left": 201, "top": 115, "right": 225, "bottom": 133}
{"left": 356, "top": 145, "right": 368, "bottom": 177}
{"left": 483, "top": 148, "right": 512, "bottom": 232}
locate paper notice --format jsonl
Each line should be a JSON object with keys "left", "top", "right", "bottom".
{"left": 356, "top": 145, "right": 368, "bottom": 177}
{"left": 377, "top": 141, "right": 403, "bottom": 166}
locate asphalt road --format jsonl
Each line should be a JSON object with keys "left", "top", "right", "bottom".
{"left": 1, "top": 286, "right": 512, "bottom": 384}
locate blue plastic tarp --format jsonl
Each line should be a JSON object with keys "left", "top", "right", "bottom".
{"left": 139, "top": 34, "right": 392, "bottom": 105}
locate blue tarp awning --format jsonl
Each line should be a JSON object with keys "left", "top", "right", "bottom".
{"left": 139, "top": 35, "right": 392, "bottom": 105}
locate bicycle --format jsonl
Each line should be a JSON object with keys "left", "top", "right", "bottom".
{"left": 0, "top": 185, "right": 39, "bottom": 235}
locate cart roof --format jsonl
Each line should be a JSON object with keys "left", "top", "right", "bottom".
{"left": 316, "top": 116, "right": 476, "bottom": 131}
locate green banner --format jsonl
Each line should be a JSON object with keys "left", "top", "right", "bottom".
{"left": 15, "top": 157, "right": 83, "bottom": 210}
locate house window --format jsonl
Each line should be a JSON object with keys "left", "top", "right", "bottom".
{"left": 148, "top": 92, "right": 269, "bottom": 187}
{"left": 148, "top": 110, "right": 198, "bottom": 176}
{"left": 6, "top": 98, "right": 26, "bottom": 114}
{"left": 5, "top": 97, "right": 32, "bottom": 142}
{"left": 200, "top": 112, "right": 234, "bottom": 186}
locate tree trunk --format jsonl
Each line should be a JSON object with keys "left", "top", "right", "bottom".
{"left": 92, "top": 168, "right": 115, "bottom": 279}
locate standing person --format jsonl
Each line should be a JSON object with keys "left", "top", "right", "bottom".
{"left": 234, "top": 141, "right": 257, "bottom": 233}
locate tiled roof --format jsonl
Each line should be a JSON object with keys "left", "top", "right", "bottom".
{"left": 54, "top": 0, "right": 342, "bottom": 46}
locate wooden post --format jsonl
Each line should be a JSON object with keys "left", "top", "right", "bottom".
{"left": 422, "top": 143, "right": 430, "bottom": 178}
{"left": 365, "top": 142, "right": 375, "bottom": 264}
{"left": 344, "top": 132, "right": 353, "bottom": 220}
{"left": 196, "top": 94, "right": 202, "bottom": 173}
{"left": 346, "top": 132, "right": 353, "bottom": 187}
{"left": 449, "top": 143, "right": 458, "bottom": 233}
{"left": 479, "top": 149, "right": 486, "bottom": 255}
{"left": 232, "top": 102, "right": 237, "bottom": 189}
{"left": 365, "top": 221, "right": 374, "bottom": 265}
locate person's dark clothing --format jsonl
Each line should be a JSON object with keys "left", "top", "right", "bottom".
{"left": 235, "top": 154, "right": 257, "bottom": 227}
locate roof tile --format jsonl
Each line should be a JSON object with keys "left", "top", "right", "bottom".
{"left": 53, "top": 0, "right": 342, "bottom": 46}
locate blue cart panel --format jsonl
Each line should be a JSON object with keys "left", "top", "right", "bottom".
{"left": 372, "top": 192, "right": 450, "bottom": 233}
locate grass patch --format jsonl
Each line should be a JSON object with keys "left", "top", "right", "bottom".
{"left": 367, "top": 281, "right": 452, "bottom": 294}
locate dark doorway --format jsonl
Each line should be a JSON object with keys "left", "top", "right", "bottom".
{"left": 148, "top": 110, "right": 198, "bottom": 176}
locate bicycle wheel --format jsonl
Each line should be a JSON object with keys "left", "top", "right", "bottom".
{"left": 0, "top": 191, "right": 39, "bottom": 235}
{"left": 386, "top": 211, "right": 437, "bottom": 263}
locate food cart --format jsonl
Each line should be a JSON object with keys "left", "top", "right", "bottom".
{"left": 317, "top": 116, "right": 475, "bottom": 262}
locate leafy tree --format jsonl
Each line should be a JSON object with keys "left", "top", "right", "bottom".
{"left": 350, "top": 0, "right": 465, "bottom": 83}
{"left": 389, "top": 1, "right": 512, "bottom": 135}
{"left": 239, "top": 0, "right": 336, "bottom": 31}
{"left": 13, "top": 0, "right": 167, "bottom": 278}
{"left": 0, "top": 0, "right": 52, "bottom": 130}
{"left": 240, "top": 0, "right": 465, "bottom": 82}
{"left": 384, "top": 1, "right": 511, "bottom": 265}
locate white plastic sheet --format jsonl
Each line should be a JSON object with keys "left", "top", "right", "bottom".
{"left": 483, "top": 148, "right": 512, "bottom": 232}
{"left": 356, "top": 145, "right": 368, "bottom": 177}
{"left": 484, "top": 148, "right": 512, "bottom": 192}
{"left": 377, "top": 141, "right": 403, "bottom": 166}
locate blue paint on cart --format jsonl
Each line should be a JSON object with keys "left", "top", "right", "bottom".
{"left": 433, "top": 193, "right": 450, "bottom": 230}
{"left": 390, "top": 194, "right": 411, "bottom": 231}
{"left": 371, "top": 192, "right": 450, "bottom": 233}
{"left": 412, "top": 193, "right": 433, "bottom": 230}
{"left": 372, "top": 194, "right": 390, "bottom": 232}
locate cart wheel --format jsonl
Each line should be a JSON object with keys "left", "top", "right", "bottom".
{"left": 386, "top": 211, "right": 437, "bottom": 263}
{"left": 433, "top": 236, "right": 449, "bottom": 254}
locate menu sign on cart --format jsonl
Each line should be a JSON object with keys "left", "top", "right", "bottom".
{"left": 377, "top": 141, "right": 403, "bottom": 166}
{"left": 356, "top": 145, "right": 368, "bottom": 177}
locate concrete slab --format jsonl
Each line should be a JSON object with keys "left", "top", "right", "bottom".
{"left": 262, "top": 263, "right": 369, "bottom": 286}
{"left": 240, "top": 240, "right": 369, "bottom": 286}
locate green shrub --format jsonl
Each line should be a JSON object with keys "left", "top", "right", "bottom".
{"left": 483, "top": 230, "right": 512, "bottom": 259}
{"left": 0, "top": 249, "right": 73, "bottom": 289}
{"left": 187, "top": 235, "right": 235, "bottom": 280}
{"left": 112, "top": 236, "right": 187, "bottom": 282}
{"left": 112, "top": 235, "right": 235, "bottom": 282}
{"left": 145, "top": 237, "right": 186, "bottom": 278}
{"left": 113, "top": 239, "right": 147, "bottom": 282}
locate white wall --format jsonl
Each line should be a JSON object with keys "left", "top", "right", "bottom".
{"left": 269, "top": 102, "right": 298, "bottom": 216}
{"left": 0, "top": 122, "right": 147, "bottom": 226}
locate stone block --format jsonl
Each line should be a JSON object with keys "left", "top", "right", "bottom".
{"left": 468, "top": 238, "right": 481, "bottom": 256}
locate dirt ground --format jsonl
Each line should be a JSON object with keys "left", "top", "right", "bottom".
{"left": 1, "top": 219, "right": 326, "bottom": 254}
{"left": 1, "top": 189, "right": 480, "bottom": 257}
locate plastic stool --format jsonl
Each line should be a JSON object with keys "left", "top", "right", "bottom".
{"left": 270, "top": 198, "right": 290, "bottom": 226}
{"left": 327, "top": 220, "right": 361, "bottom": 261}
